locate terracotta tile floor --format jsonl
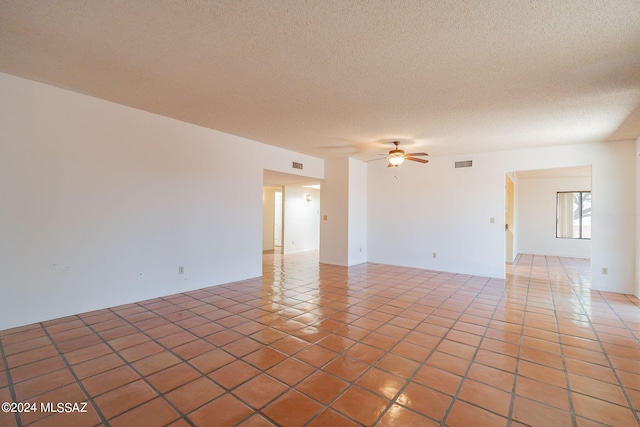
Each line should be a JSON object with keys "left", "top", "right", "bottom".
{"left": 1, "top": 252, "right": 639, "bottom": 426}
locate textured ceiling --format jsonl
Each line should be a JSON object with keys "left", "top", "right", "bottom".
{"left": 1, "top": 0, "right": 639, "bottom": 159}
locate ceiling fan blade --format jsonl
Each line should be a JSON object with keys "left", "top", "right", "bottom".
{"left": 406, "top": 152, "right": 429, "bottom": 156}
{"left": 406, "top": 156, "right": 429, "bottom": 163}
{"left": 365, "top": 157, "right": 387, "bottom": 163}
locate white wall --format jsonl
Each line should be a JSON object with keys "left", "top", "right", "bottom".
{"left": 319, "top": 158, "right": 367, "bottom": 266}
{"left": 283, "top": 186, "right": 320, "bottom": 254}
{"left": 262, "top": 188, "right": 277, "bottom": 251}
{"left": 591, "top": 141, "right": 636, "bottom": 295}
{"left": 348, "top": 158, "right": 367, "bottom": 266}
{"left": 368, "top": 155, "right": 503, "bottom": 278}
{"left": 0, "top": 73, "right": 323, "bottom": 330}
{"left": 320, "top": 158, "right": 349, "bottom": 265}
{"left": 517, "top": 175, "right": 591, "bottom": 258}
{"left": 368, "top": 141, "right": 636, "bottom": 294}
{"left": 636, "top": 137, "right": 640, "bottom": 298}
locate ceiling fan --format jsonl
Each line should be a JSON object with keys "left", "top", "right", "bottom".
{"left": 370, "top": 141, "right": 429, "bottom": 167}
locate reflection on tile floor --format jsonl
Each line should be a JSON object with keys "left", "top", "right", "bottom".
{"left": 1, "top": 252, "right": 639, "bottom": 426}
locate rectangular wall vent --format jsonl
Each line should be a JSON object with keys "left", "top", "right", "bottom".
{"left": 454, "top": 160, "right": 473, "bottom": 168}
{"left": 292, "top": 162, "right": 303, "bottom": 170}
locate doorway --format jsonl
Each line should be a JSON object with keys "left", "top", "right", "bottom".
{"left": 262, "top": 186, "right": 283, "bottom": 254}
{"left": 505, "top": 166, "right": 592, "bottom": 273}
{"left": 273, "top": 190, "right": 283, "bottom": 249}
{"left": 505, "top": 174, "right": 515, "bottom": 263}
{"left": 263, "top": 169, "right": 321, "bottom": 257}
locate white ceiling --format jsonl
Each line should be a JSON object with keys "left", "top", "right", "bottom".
{"left": 1, "top": 0, "right": 639, "bottom": 160}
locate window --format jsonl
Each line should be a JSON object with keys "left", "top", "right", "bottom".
{"left": 556, "top": 191, "right": 591, "bottom": 239}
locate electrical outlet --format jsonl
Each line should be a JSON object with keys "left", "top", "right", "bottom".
{"left": 601, "top": 267, "right": 608, "bottom": 275}
{"left": 433, "top": 252, "right": 437, "bottom": 258}
{"left": 137, "top": 271, "right": 144, "bottom": 279}
{"left": 178, "top": 266, "right": 184, "bottom": 275}
{"left": 490, "top": 217, "right": 495, "bottom": 224}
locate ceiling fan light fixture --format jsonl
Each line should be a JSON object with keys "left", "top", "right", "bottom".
{"left": 388, "top": 154, "right": 405, "bottom": 166}
{"left": 374, "top": 141, "right": 427, "bottom": 167}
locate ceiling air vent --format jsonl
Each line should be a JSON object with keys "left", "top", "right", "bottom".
{"left": 292, "top": 162, "right": 303, "bottom": 170}
{"left": 454, "top": 160, "right": 473, "bottom": 169}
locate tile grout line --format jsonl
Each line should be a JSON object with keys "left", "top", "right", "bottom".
{"left": 189, "top": 263, "right": 356, "bottom": 425}
{"left": 253, "top": 259, "right": 338, "bottom": 426}
{"left": 261, "top": 256, "right": 372, "bottom": 425}
{"left": 37, "top": 321, "right": 109, "bottom": 427}
{"left": 152, "top": 291, "right": 300, "bottom": 426}
{"left": 557, "top": 257, "right": 640, "bottom": 427}
{"left": 108, "top": 294, "right": 291, "bottom": 426}
{"left": 545, "top": 255, "right": 579, "bottom": 427}
{"left": 150, "top": 270, "right": 363, "bottom": 426}
{"left": 362, "top": 273, "right": 499, "bottom": 426}
{"left": 301, "top": 269, "right": 470, "bottom": 426}
{"left": 505, "top": 253, "right": 533, "bottom": 427}
{"left": 437, "top": 276, "right": 511, "bottom": 427}
{"left": 297, "top": 269, "right": 424, "bottom": 426}
{"left": 365, "top": 272, "right": 487, "bottom": 426}
{"left": 0, "top": 328, "right": 24, "bottom": 427}
{"left": 83, "top": 305, "right": 200, "bottom": 427}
